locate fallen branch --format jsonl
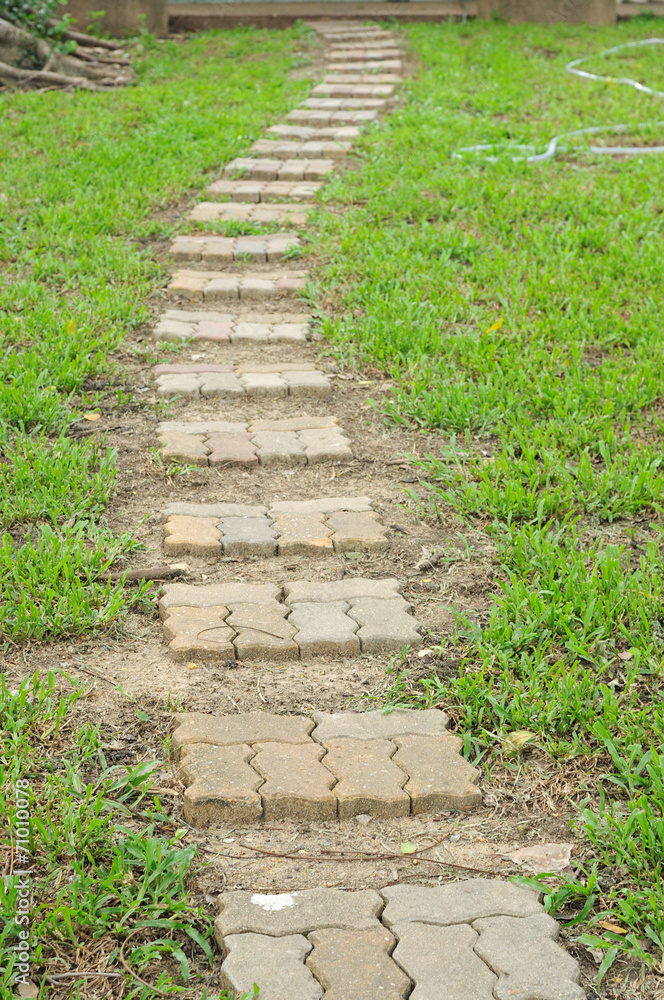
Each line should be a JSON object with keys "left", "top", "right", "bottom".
{"left": 0, "top": 58, "right": 94, "bottom": 88}
{"left": 99, "top": 564, "right": 188, "bottom": 584}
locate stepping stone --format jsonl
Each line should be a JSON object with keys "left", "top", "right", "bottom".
{"left": 224, "top": 157, "right": 335, "bottom": 182}
{"left": 329, "top": 42, "right": 403, "bottom": 52}
{"left": 312, "top": 84, "right": 395, "bottom": 98}
{"left": 159, "top": 579, "right": 421, "bottom": 663}
{"left": 327, "top": 51, "right": 403, "bottom": 63}
{"left": 161, "top": 497, "right": 388, "bottom": 558}
{"left": 166, "top": 269, "right": 308, "bottom": 301}
{"left": 178, "top": 744, "right": 263, "bottom": 825}
{"left": 324, "top": 73, "right": 401, "bottom": 84}
{"left": 157, "top": 417, "right": 352, "bottom": 467}
{"left": 206, "top": 179, "right": 321, "bottom": 203}
{"left": 211, "top": 886, "right": 584, "bottom": 1000}
{"left": 153, "top": 362, "right": 331, "bottom": 400}
{"left": 286, "top": 109, "right": 378, "bottom": 127}
{"left": 328, "top": 62, "right": 403, "bottom": 74}
{"left": 301, "top": 97, "right": 387, "bottom": 110}
{"left": 380, "top": 882, "right": 543, "bottom": 928}
{"left": 188, "top": 202, "right": 311, "bottom": 226}
{"left": 152, "top": 309, "right": 312, "bottom": 343}
{"left": 168, "top": 233, "right": 299, "bottom": 263}
{"left": 172, "top": 707, "right": 478, "bottom": 823}
{"left": 267, "top": 123, "right": 361, "bottom": 141}
{"left": 250, "top": 139, "right": 351, "bottom": 160}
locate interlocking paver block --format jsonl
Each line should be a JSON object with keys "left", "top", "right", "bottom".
{"left": 251, "top": 139, "right": 352, "bottom": 159}
{"left": 392, "top": 922, "right": 496, "bottom": 1000}
{"left": 473, "top": 913, "right": 585, "bottom": 1000}
{"left": 162, "top": 606, "right": 234, "bottom": 661}
{"left": 241, "top": 371, "right": 288, "bottom": 397}
{"left": 225, "top": 156, "right": 335, "bottom": 181}
{"left": 189, "top": 201, "right": 311, "bottom": 226}
{"left": 327, "top": 510, "right": 388, "bottom": 552}
{"left": 282, "top": 369, "right": 331, "bottom": 397}
{"left": 218, "top": 515, "right": 278, "bottom": 556}
{"left": 215, "top": 888, "right": 383, "bottom": 945}
{"left": 165, "top": 502, "right": 267, "bottom": 518}
{"left": 160, "top": 582, "right": 280, "bottom": 612}
{"left": 348, "top": 596, "right": 421, "bottom": 653}
{"left": 158, "top": 430, "right": 209, "bottom": 466}
{"left": 296, "top": 424, "right": 353, "bottom": 461}
{"left": 285, "top": 578, "right": 401, "bottom": 604}
{"left": 324, "top": 73, "right": 400, "bottom": 83}
{"left": 307, "top": 926, "right": 410, "bottom": 1000}
{"left": 270, "top": 497, "right": 372, "bottom": 515}
{"left": 288, "top": 601, "right": 360, "bottom": 658}
{"left": 393, "top": 735, "right": 482, "bottom": 813}
{"left": 250, "top": 416, "right": 338, "bottom": 431}
{"left": 167, "top": 272, "right": 207, "bottom": 297}
{"left": 228, "top": 601, "right": 298, "bottom": 662}
{"left": 253, "top": 742, "right": 336, "bottom": 820}
{"left": 220, "top": 933, "right": 322, "bottom": 1000}
{"left": 156, "top": 373, "right": 201, "bottom": 397}
{"left": 172, "top": 711, "right": 314, "bottom": 751}
{"left": 286, "top": 109, "right": 379, "bottom": 126}
{"left": 164, "top": 515, "right": 221, "bottom": 556}
{"left": 207, "top": 178, "right": 322, "bottom": 202}
{"left": 252, "top": 430, "right": 306, "bottom": 465}
{"left": 267, "top": 124, "right": 361, "bottom": 140}
{"left": 200, "top": 372, "right": 245, "bottom": 397}
{"left": 303, "top": 97, "right": 387, "bottom": 110}
{"left": 380, "top": 881, "right": 542, "bottom": 929}
{"left": 311, "top": 708, "right": 450, "bottom": 742}
{"left": 178, "top": 743, "right": 262, "bottom": 825}
{"left": 272, "top": 511, "right": 334, "bottom": 556}
{"left": 329, "top": 62, "right": 402, "bottom": 74}
{"left": 207, "top": 431, "right": 258, "bottom": 465}
{"left": 322, "top": 738, "right": 409, "bottom": 818}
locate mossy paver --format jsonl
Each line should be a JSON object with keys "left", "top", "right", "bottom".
{"left": 153, "top": 309, "right": 311, "bottom": 343}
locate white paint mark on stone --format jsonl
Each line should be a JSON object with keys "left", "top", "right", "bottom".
{"left": 251, "top": 892, "right": 296, "bottom": 912}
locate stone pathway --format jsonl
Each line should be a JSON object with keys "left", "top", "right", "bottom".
{"left": 149, "top": 19, "right": 586, "bottom": 997}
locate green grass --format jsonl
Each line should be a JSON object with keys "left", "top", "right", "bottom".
{"left": 0, "top": 26, "right": 312, "bottom": 643}
{"left": 311, "top": 17, "right": 664, "bottom": 981}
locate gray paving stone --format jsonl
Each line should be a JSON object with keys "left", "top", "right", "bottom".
{"left": 240, "top": 371, "right": 288, "bottom": 397}
{"left": 160, "top": 582, "right": 280, "bottom": 612}
{"left": 253, "top": 742, "right": 337, "bottom": 820}
{"left": 299, "top": 427, "right": 352, "bottom": 462}
{"left": 329, "top": 62, "right": 402, "bottom": 74}
{"left": 177, "top": 743, "right": 262, "bottom": 826}
{"left": 348, "top": 596, "right": 421, "bottom": 653}
{"left": 327, "top": 510, "right": 388, "bottom": 552}
{"left": 288, "top": 601, "right": 360, "bottom": 657}
{"left": 159, "top": 420, "right": 248, "bottom": 435}
{"left": 473, "top": 913, "right": 586, "bottom": 1000}
{"left": 249, "top": 416, "right": 339, "bottom": 431}
{"left": 272, "top": 511, "right": 334, "bottom": 556}
{"left": 220, "top": 933, "right": 322, "bottom": 1000}
{"left": 190, "top": 200, "right": 312, "bottom": 223}
{"left": 286, "top": 108, "right": 379, "bottom": 126}
{"left": 162, "top": 605, "right": 234, "bottom": 660}
{"left": 172, "top": 711, "right": 314, "bottom": 751}
{"left": 322, "top": 738, "right": 409, "bottom": 818}
{"left": 311, "top": 708, "right": 450, "bottom": 743}
{"left": 215, "top": 888, "right": 383, "bottom": 946}
{"left": 158, "top": 430, "right": 209, "bottom": 465}
{"left": 228, "top": 601, "right": 299, "bottom": 662}
{"left": 200, "top": 372, "right": 245, "bottom": 397}
{"left": 380, "top": 881, "right": 542, "bottom": 930}
{"left": 282, "top": 369, "right": 331, "bottom": 396}
{"left": 164, "top": 502, "right": 267, "bottom": 518}
{"left": 393, "top": 734, "right": 482, "bottom": 812}
{"left": 218, "top": 515, "right": 278, "bottom": 556}
{"left": 168, "top": 233, "right": 300, "bottom": 262}
{"left": 270, "top": 497, "right": 372, "bottom": 514}
{"left": 324, "top": 73, "right": 400, "bottom": 83}
{"left": 225, "top": 156, "right": 336, "bottom": 181}
{"left": 306, "top": 926, "right": 410, "bottom": 1000}
{"left": 284, "top": 578, "right": 402, "bottom": 604}
{"left": 253, "top": 429, "right": 307, "bottom": 465}
{"left": 156, "top": 373, "right": 201, "bottom": 397}
{"left": 392, "top": 922, "right": 496, "bottom": 1000}
{"left": 153, "top": 310, "right": 312, "bottom": 344}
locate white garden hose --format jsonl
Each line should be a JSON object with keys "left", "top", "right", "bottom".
{"left": 452, "top": 37, "right": 664, "bottom": 162}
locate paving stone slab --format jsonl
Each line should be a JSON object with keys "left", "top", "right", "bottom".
{"left": 225, "top": 157, "right": 336, "bottom": 182}
{"left": 380, "top": 881, "right": 543, "bottom": 929}
{"left": 251, "top": 138, "right": 352, "bottom": 160}
{"left": 154, "top": 363, "right": 330, "bottom": 399}
{"left": 188, "top": 201, "right": 312, "bottom": 225}
{"left": 178, "top": 743, "right": 262, "bottom": 825}
{"left": 324, "top": 73, "right": 400, "bottom": 84}
{"left": 307, "top": 926, "right": 410, "bottom": 1000}
{"left": 217, "top": 515, "right": 278, "bottom": 556}
{"left": 327, "top": 51, "right": 402, "bottom": 64}
{"left": 164, "top": 502, "right": 268, "bottom": 518}
{"left": 327, "top": 509, "right": 388, "bottom": 552}
{"left": 163, "top": 515, "right": 221, "bottom": 556}
{"left": 172, "top": 711, "right": 314, "bottom": 751}
{"left": 162, "top": 605, "right": 234, "bottom": 660}
{"left": 228, "top": 601, "right": 299, "bottom": 661}
{"left": 271, "top": 510, "right": 334, "bottom": 555}
{"left": 392, "top": 922, "right": 496, "bottom": 1000}
{"left": 215, "top": 888, "right": 383, "bottom": 945}
{"left": 253, "top": 741, "right": 337, "bottom": 820}
{"left": 302, "top": 96, "right": 387, "bottom": 110}
{"left": 284, "top": 578, "right": 402, "bottom": 604}
{"left": 168, "top": 233, "right": 300, "bottom": 263}
{"left": 167, "top": 269, "right": 308, "bottom": 301}
{"left": 153, "top": 309, "right": 311, "bottom": 343}
{"left": 322, "top": 738, "right": 410, "bottom": 818}
{"left": 348, "top": 596, "right": 422, "bottom": 653}
{"left": 328, "top": 62, "right": 402, "bottom": 74}
{"left": 312, "top": 83, "right": 395, "bottom": 98}
{"left": 311, "top": 708, "right": 451, "bottom": 742}
{"left": 220, "top": 933, "right": 321, "bottom": 1000}
{"left": 473, "top": 913, "right": 585, "bottom": 1000}
{"left": 206, "top": 178, "right": 321, "bottom": 203}
{"left": 286, "top": 109, "right": 379, "bottom": 126}
{"left": 393, "top": 734, "right": 482, "bottom": 812}
{"left": 270, "top": 497, "right": 372, "bottom": 514}
{"left": 288, "top": 600, "right": 360, "bottom": 657}
{"left": 267, "top": 123, "right": 361, "bottom": 141}
{"left": 160, "top": 582, "right": 280, "bottom": 612}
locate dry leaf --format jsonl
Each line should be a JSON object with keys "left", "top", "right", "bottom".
{"left": 507, "top": 842, "right": 573, "bottom": 873}
{"left": 83, "top": 412, "right": 101, "bottom": 422}
{"left": 400, "top": 841, "right": 418, "bottom": 855}
{"left": 599, "top": 920, "right": 628, "bottom": 935}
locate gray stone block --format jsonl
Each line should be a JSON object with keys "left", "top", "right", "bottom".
{"left": 228, "top": 602, "right": 299, "bottom": 662}
{"left": 253, "top": 430, "right": 306, "bottom": 465}
{"left": 472, "top": 913, "right": 586, "bottom": 1000}
{"left": 199, "top": 372, "right": 245, "bottom": 397}
{"left": 177, "top": 743, "right": 262, "bottom": 826}
{"left": 160, "top": 582, "right": 280, "bottom": 613}
{"left": 218, "top": 515, "right": 278, "bottom": 556}
{"left": 285, "top": 578, "right": 401, "bottom": 604}
{"left": 348, "top": 597, "right": 421, "bottom": 653}
{"left": 298, "top": 427, "right": 352, "bottom": 463}
{"left": 215, "top": 889, "right": 383, "bottom": 947}
{"left": 220, "top": 933, "right": 322, "bottom": 1000}
{"left": 172, "top": 711, "right": 314, "bottom": 752}
{"left": 307, "top": 926, "right": 410, "bottom": 1000}
{"left": 392, "top": 922, "right": 496, "bottom": 1000}
{"left": 270, "top": 497, "right": 372, "bottom": 515}
{"left": 322, "top": 738, "right": 410, "bottom": 818}
{"left": 253, "top": 742, "right": 337, "bottom": 820}
{"left": 162, "top": 606, "right": 234, "bottom": 661}
{"left": 272, "top": 511, "right": 334, "bottom": 556}
{"left": 164, "top": 502, "right": 267, "bottom": 518}
{"left": 381, "top": 881, "right": 543, "bottom": 930}
{"left": 288, "top": 601, "right": 360, "bottom": 657}
{"left": 393, "top": 734, "right": 482, "bottom": 813}
{"left": 311, "top": 708, "right": 450, "bottom": 743}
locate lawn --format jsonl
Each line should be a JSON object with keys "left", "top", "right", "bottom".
{"left": 312, "top": 16, "right": 664, "bottom": 983}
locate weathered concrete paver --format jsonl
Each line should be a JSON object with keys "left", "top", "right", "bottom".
{"left": 178, "top": 743, "right": 262, "bottom": 825}
{"left": 393, "top": 734, "right": 482, "bottom": 812}
{"left": 153, "top": 363, "right": 330, "bottom": 399}
{"left": 302, "top": 96, "right": 387, "bottom": 110}
{"left": 161, "top": 605, "right": 234, "bottom": 660}
{"left": 206, "top": 178, "right": 321, "bottom": 202}
{"left": 225, "top": 156, "right": 336, "bottom": 181}
{"left": 267, "top": 123, "right": 361, "bottom": 140}
{"left": 250, "top": 138, "right": 352, "bottom": 159}
{"left": 167, "top": 268, "right": 308, "bottom": 301}
{"left": 392, "top": 922, "right": 497, "bottom": 1000}
{"left": 189, "top": 201, "right": 311, "bottom": 225}
{"left": 220, "top": 933, "right": 322, "bottom": 1000}
{"left": 312, "top": 83, "right": 395, "bottom": 98}
{"left": 153, "top": 309, "right": 311, "bottom": 343}
{"left": 286, "top": 108, "right": 379, "bottom": 126}
{"left": 172, "top": 711, "right": 313, "bottom": 751}
{"left": 473, "top": 913, "right": 586, "bottom": 1000}
{"left": 327, "top": 62, "right": 403, "bottom": 75}
{"left": 228, "top": 601, "right": 299, "bottom": 662}
{"left": 310, "top": 707, "right": 451, "bottom": 741}
{"left": 306, "top": 926, "right": 410, "bottom": 1000}
{"left": 288, "top": 600, "right": 361, "bottom": 657}
{"left": 323, "top": 737, "right": 410, "bottom": 818}
{"left": 252, "top": 742, "right": 337, "bottom": 820}
{"left": 380, "top": 881, "right": 543, "bottom": 928}
{"left": 348, "top": 596, "right": 421, "bottom": 653}
{"left": 168, "top": 233, "right": 299, "bottom": 262}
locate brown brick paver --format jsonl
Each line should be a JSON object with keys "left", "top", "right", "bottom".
{"left": 252, "top": 742, "right": 337, "bottom": 820}
{"left": 307, "top": 926, "right": 410, "bottom": 1000}
{"left": 178, "top": 744, "right": 262, "bottom": 825}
